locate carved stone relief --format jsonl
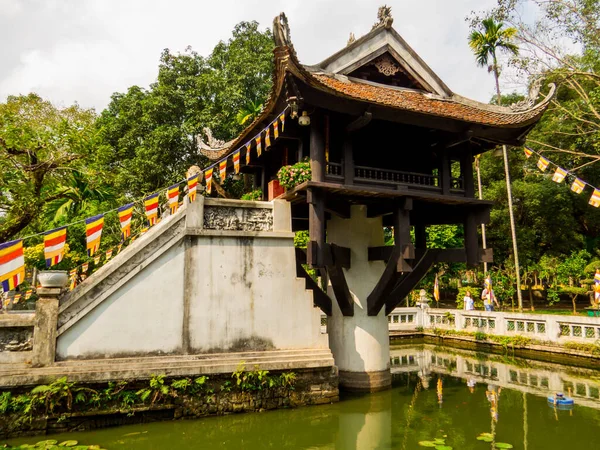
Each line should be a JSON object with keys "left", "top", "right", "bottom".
{"left": 203, "top": 206, "right": 273, "bottom": 232}
{"left": 0, "top": 327, "right": 33, "bottom": 352}
{"left": 372, "top": 54, "right": 401, "bottom": 76}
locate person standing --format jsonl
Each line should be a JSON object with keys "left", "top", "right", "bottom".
{"left": 481, "top": 277, "right": 499, "bottom": 311}
{"left": 464, "top": 290, "right": 475, "bottom": 311}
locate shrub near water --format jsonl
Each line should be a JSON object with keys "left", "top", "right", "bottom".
{"left": 277, "top": 160, "right": 311, "bottom": 189}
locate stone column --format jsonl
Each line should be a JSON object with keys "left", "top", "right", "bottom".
{"left": 32, "top": 287, "right": 61, "bottom": 367}
{"left": 327, "top": 205, "right": 391, "bottom": 392}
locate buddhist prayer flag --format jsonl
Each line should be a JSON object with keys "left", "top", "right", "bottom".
{"left": 233, "top": 150, "right": 241, "bottom": 174}
{"left": 117, "top": 244, "right": 123, "bottom": 254}
{"left": 118, "top": 203, "right": 134, "bottom": 240}
{"left": 85, "top": 214, "right": 104, "bottom": 257}
{"left": 279, "top": 113, "right": 286, "bottom": 132}
{"left": 140, "top": 227, "right": 149, "bottom": 236}
{"left": 105, "top": 249, "right": 113, "bottom": 261}
{"left": 0, "top": 239, "right": 25, "bottom": 292}
{"left": 25, "top": 290, "right": 33, "bottom": 300}
{"left": 265, "top": 127, "right": 271, "bottom": 149}
{"left": 44, "top": 227, "right": 67, "bottom": 268}
{"left": 167, "top": 184, "right": 180, "bottom": 214}
{"left": 81, "top": 263, "right": 89, "bottom": 274}
{"left": 589, "top": 189, "right": 600, "bottom": 208}
{"left": 245, "top": 143, "right": 251, "bottom": 165}
{"left": 537, "top": 156, "right": 550, "bottom": 172}
{"left": 205, "top": 168, "right": 214, "bottom": 194}
{"left": 93, "top": 255, "right": 101, "bottom": 265}
{"left": 255, "top": 136, "right": 262, "bottom": 156}
{"left": 219, "top": 160, "right": 227, "bottom": 180}
{"left": 524, "top": 147, "right": 533, "bottom": 158}
{"left": 571, "top": 178, "right": 585, "bottom": 194}
{"left": 144, "top": 193, "right": 159, "bottom": 226}
{"left": 13, "top": 294, "right": 21, "bottom": 303}
{"left": 187, "top": 174, "right": 199, "bottom": 203}
{"left": 433, "top": 274, "right": 440, "bottom": 303}
{"left": 69, "top": 269, "right": 77, "bottom": 290}
{"left": 273, "top": 120, "right": 279, "bottom": 139}
{"left": 552, "top": 167, "right": 567, "bottom": 183}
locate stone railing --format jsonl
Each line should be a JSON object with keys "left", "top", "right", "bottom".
{"left": 0, "top": 311, "right": 35, "bottom": 364}
{"left": 321, "top": 307, "right": 600, "bottom": 343}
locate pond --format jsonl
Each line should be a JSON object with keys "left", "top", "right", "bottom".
{"left": 6, "top": 343, "right": 600, "bottom": 449}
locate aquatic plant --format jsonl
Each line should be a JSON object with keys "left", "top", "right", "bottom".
{"left": 1, "top": 439, "right": 104, "bottom": 449}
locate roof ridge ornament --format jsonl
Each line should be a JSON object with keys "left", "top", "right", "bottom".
{"left": 273, "top": 12, "right": 292, "bottom": 48}
{"left": 372, "top": 5, "right": 393, "bottom": 30}
{"left": 347, "top": 32, "right": 356, "bottom": 46}
{"left": 509, "top": 77, "right": 543, "bottom": 112}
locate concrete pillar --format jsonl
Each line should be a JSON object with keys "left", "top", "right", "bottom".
{"left": 32, "top": 288, "right": 61, "bottom": 367}
{"left": 327, "top": 205, "right": 391, "bottom": 392}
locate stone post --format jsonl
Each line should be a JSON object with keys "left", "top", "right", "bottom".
{"left": 327, "top": 205, "right": 391, "bottom": 392}
{"left": 32, "top": 288, "right": 62, "bottom": 367}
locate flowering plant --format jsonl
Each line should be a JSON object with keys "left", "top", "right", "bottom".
{"left": 277, "top": 160, "right": 312, "bottom": 189}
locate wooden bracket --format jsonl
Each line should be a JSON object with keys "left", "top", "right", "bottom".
{"left": 294, "top": 248, "right": 332, "bottom": 316}
{"left": 324, "top": 244, "right": 353, "bottom": 316}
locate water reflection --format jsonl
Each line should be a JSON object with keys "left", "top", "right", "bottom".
{"left": 6, "top": 344, "right": 600, "bottom": 450}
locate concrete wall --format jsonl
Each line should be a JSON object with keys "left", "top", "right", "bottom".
{"left": 55, "top": 198, "right": 326, "bottom": 361}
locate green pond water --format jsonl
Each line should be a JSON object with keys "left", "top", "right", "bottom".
{"left": 6, "top": 344, "right": 600, "bottom": 449}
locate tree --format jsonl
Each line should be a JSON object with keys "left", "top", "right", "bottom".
{"left": 0, "top": 94, "right": 98, "bottom": 242}
{"left": 469, "top": 17, "right": 524, "bottom": 310}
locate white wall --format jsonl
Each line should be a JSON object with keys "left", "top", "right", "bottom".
{"left": 57, "top": 242, "right": 186, "bottom": 359}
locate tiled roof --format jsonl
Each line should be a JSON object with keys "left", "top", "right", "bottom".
{"left": 311, "top": 74, "right": 551, "bottom": 127}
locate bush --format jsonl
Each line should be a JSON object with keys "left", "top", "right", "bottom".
{"left": 277, "top": 159, "right": 311, "bottom": 189}
{"left": 455, "top": 286, "right": 482, "bottom": 310}
{"left": 241, "top": 189, "right": 262, "bottom": 201}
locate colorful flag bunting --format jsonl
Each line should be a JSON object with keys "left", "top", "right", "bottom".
{"left": 255, "top": 136, "right": 262, "bottom": 156}
{"left": 571, "top": 178, "right": 585, "bottom": 194}
{"left": 552, "top": 167, "right": 567, "bottom": 183}
{"left": 524, "top": 147, "right": 533, "bottom": 158}
{"left": 273, "top": 120, "right": 279, "bottom": 139}
{"left": 94, "top": 255, "right": 101, "bottom": 265}
{"left": 13, "top": 294, "right": 21, "bottom": 303}
{"left": 537, "top": 156, "right": 550, "bottom": 172}
{"left": 105, "top": 249, "right": 113, "bottom": 261}
{"left": 69, "top": 268, "right": 77, "bottom": 290}
{"left": 219, "top": 160, "right": 227, "bottom": 180}
{"left": 590, "top": 189, "right": 600, "bottom": 207}
{"left": 117, "top": 244, "right": 122, "bottom": 254}
{"left": 118, "top": 203, "right": 134, "bottom": 241}
{"left": 44, "top": 227, "right": 67, "bottom": 268}
{"left": 433, "top": 274, "right": 440, "bottom": 303}
{"left": 144, "top": 193, "right": 159, "bottom": 226}
{"left": 265, "top": 127, "right": 271, "bottom": 149}
{"left": 25, "top": 290, "right": 32, "bottom": 300}
{"left": 245, "top": 143, "right": 251, "bottom": 165}
{"left": 0, "top": 239, "right": 25, "bottom": 292}
{"left": 140, "top": 227, "right": 149, "bottom": 235}
{"left": 80, "top": 274, "right": 87, "bottom": 281}
{"left": 167, "top": 184, "right": 180, "bottom": 214}
{"left": 82, "top": 263, "right": 89, "bottom": 273}
{"left": 205, "top": 168, "right": 214, "bottom": 194}
{"left": 85, "top": 214, "right": 104, "bottom": 257}
{"left": 233, "top": 150, "right": 241, "bottom": 174}
{"left": 279, "top": 112, "right": 285, "bottom": 132}
{"left": 187, "top": 174, "right": 199, "bottom": 203}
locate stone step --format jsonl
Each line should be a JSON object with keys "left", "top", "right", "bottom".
{"left": 0, "top": 350, "right": 335, "bottom": 388}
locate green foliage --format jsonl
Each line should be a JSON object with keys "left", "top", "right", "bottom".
{"left": 294, "top": 230, "right": 310, "bottom": 249}
{"left": 277, "top": 160, "right": 311, "bottom": 189}
{"left": 556, "top": 250, "right": 590, "bottom": 285}
{"left": 231, "top": 363, "right": 297, "bottom": 392}
{"left": 240, "top": 189, "right": 262, "bottom": 201}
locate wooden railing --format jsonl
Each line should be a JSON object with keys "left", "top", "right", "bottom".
{"left": 354, "top": 165, "right": 439, "bottom": 189}
{"left": 325, "top": 162, "right": 343, "bottom": 179}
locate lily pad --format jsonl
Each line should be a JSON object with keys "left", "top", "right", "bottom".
{"left": 418, "top": 441, "right": 437, "bottom": 447}
{"left": 477, "top": 436, "right": 493, "bottom": 442}
{"left": 59, "top": 442, "right": 78, "bottom": 448}
{"left": 479, "top": 433, "right": 493, "bottom": 438}
{"left": 433, "top": 439, "right": 446, "bottom": 444}
{"left": 36, "top": 442, "right": 58, "bottom": 447}
{"left": 435, "top": 446, "right": 453, "bottom": 450}
{"left": 494, "top": 444, "right": 513, "bottom": 449}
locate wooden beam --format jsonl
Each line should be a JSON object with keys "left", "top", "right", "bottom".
{"left": 368, "top": 246, "right": 393, "bottom": 262}
{"left": 343, "top": 136, "right": 354, "bottom": 186}
{"left": 460, "top": 146, "right": 475, "bottom": 197}
{"left": 324, "top": 197, "right": 351, "bottom": 219}
{"left": 295, "top": 248, "right": 332, "bottom": 316}
{"left": 346, "top": 111, "right": 372, "bottom": 133}
{"left": 393, "top": 198, "right": 414, "bottom": 272}
{"left": 441, "top": 153, "right": 450, "bottom": 195}
{"left": 464, "top": 213, "right": 479, "bottom": 267}
{"left": 367, "top": 244, "right": 404, "bottom": 316}
{"left": 307, "top": 187, "right": 325, "bottom": 268}
{"left": 325, "top": 244, "right": 354, "bottom": 316}
{"left": 414, "top": 223, "right": 427, "bottom": 250}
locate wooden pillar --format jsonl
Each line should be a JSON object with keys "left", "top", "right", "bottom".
{"left": 310, "top": 114, "right": 325, "bottom": 182}
{"left": 343, "top": 136, "right": 354, "bottom": 185}
{"left": 307, "top": 187, "right": 325, "bottom": 268}
{"left": 441, "top": 153, "right": 451, "bottom": 195}
{"left": 394, "top": 198, "right": 414, "bottom": 272}
{"left": 415, "top": 223, "right": 427, "bottom": 250}
{"left": 464, "top": 213, "right": 479, "bottom": 267}
{"left": 460, "top": 147, "right": 475, "bottom": 197}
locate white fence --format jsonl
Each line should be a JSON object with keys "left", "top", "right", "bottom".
{"left": 321, "top": 307, "right": 600, "bottom": 344}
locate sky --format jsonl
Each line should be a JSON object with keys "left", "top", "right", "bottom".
{"left": 0, "top": 0, "right": 509, "bottom": 112}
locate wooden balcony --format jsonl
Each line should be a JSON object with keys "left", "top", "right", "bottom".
{"left": 325, "top": 162, "right": 465, "bottom": 195}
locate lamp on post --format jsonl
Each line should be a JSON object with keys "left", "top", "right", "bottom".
{"left": 298, "top": 111, "right": 311, "bottom": 126}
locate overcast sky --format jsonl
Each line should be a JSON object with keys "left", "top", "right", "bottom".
{"left": 0, "top": 0, "right": 510, "bottom": 112}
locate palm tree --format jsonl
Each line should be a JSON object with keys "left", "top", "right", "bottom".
{"left": 469, "top": 18, "right": 524, "bottom": 311}
{"left": 235, "top": 99, "right": 263, "bottom": 126}
{"left": 44, "top": 170, "right": 114, "bottom": 224}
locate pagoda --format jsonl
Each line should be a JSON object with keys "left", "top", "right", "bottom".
{"left": 201, "top": 8, "right": 554, "bottom": 391}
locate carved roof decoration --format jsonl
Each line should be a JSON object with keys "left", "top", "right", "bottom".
{"left": 200, "top": 10, "right": 555, "bottom": 161}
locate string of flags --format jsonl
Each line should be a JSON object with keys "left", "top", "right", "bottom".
{"left": 0, "top": 107, "right": 289, "bottom": 296}
{"left": 523, "top": 145, "right": 600, "bottom": 207}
